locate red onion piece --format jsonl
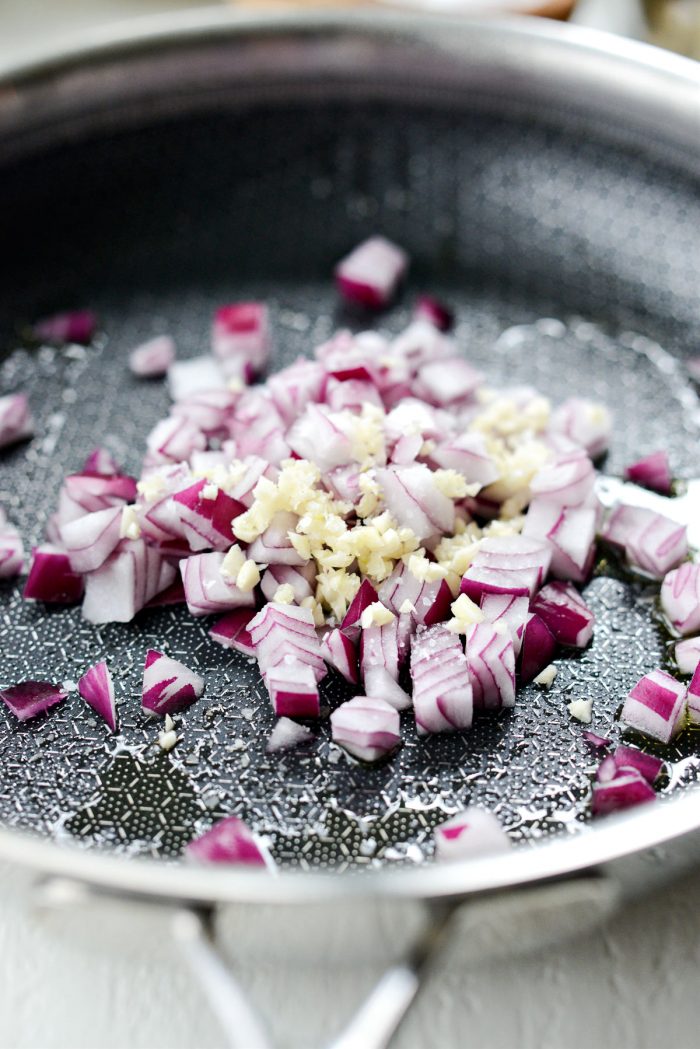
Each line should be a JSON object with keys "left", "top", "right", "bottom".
{"left": 211, "top": 303, "right": 270, "bottom": 379}
{"left": 179, "top": 551, "right": 256, "bottom": 617}
{"left": 64, "top": 473, "right": 137, "bottom": 515}
{"left": 378, "top": 561, "right": 452, "bottom": 626}
{"left": 523, "top": 500, "right": 596, "bottom": 584}
{"left": 172, "top": 481, "right": 243, "bottom": 553}
{"left": 330, "top": 695, "right": 401, "bottom": 761}
{"left": 287, "top": 404, "right": 354, "bottom": 472}
{"left": 519, "top": 612, "right": 557, "bottom": 684}
{"left": 415, "top": 358, "right": 482, "bottom": 407}
{"left": 186, "top": 815, "right": 270, "bottom": 867}
{"left": 411, "top": 625, "right": 473, "bottom": 733}
{"left": 23, "top": 545, "right": 84, "bottom": 604}
{"left": 431, "top": 432, "right": 500, "bottom": 487}
{"left": 129, "top": 335, "right": 175, "bottom": 378}
{"left": 34, "top": 309, "right": 96, "bottom": 345}
{"left": 591, "top": 767, "right": 655, "bottom": 816}
{"left": 390, "top": 432, "right": 423, "bottom": 466}
{"left": 465, "top": 621, "right": 515, "bottom": 710}
{"left": 82, "top": 447, "right": 120, "bottom": 476}
{"left": 247, "top": 511, "right": 305, "bottom": 566}
{"left": 624, "top": 450, "right": 672, "bottom": 495}
{"left": 168, "top": 355, "right": 226, "bottom": 400}
{"left": 142, "top": 649, "right": 205, "bottom": 715}
{"left": 260, "top": 563, "right": 315, "bottom": 605}
{"left": 173, "top": 389, "right": 238, "bottom": 438}
{"left": 78, "top": 661, "right": 117, "bottom": 732}
{"left": 320, "top": 628, "right": 359, "bottom": 685}
{"left": 480, "top": 593, "right": 529, "bottom": 656}
{"left": 82, "top": 540, "right": 174, "bottom": 623}
{"left": 0, "top": 680, "right": 67, "bottom": 722}
{"left": 550, "top": 397, "right": 612, "bottom": 459}
{"left": 434, "top": 807, "right": 510, "bottom": 861}
{"left": 621, "top": 669, "right": 686, "bottom": 743}
{"left": 530, "top": 450, "right": 595, "bottom": 508}
{"left": 250, "top": 603, "right": 326, "bottom": 685}
{"left": 0, "top": 393, "right": 34, "bottom": 450}
{"left": 377, "top": 464, "right": 455, "bottom": 542}
{"left": 267, "top": 357, "right": 325, "bottom": 426}
{"left": 361, "top": 618, "right": 400, "bottom": 684}
{"left": 266, "top": 717, "right": 315, "bottom": 753}
{"left": 531, "top": 582, "right": 595, "bottom": 649}
{"left": 146, "top": 415, "right": 206, "bottom": 466}
{"left": 661, "top": 563, "right": 700, "bottom": 636}
{"left": 60, "top": 506, "right": 123, "bottom": 573}
{"left": 0, "top": 515, "right": 24, "bottom": 579}
{"left": 613, "top": 744, "right": 664, "bottom": 784}
{"left": 413, "top": 295, "right": 454, "bottom": 332}
{"left": 461, "top": 536, "right": 551, "bottom": 603}
{"left": 687, "top": 663, "right": 700, "bottom": 727}
{"left": 341, "top": 579, "right": 379, "bottom": 640}
{"left": 364, "top": 665, "right": 412, "bottom": 711}
{"left": 145, "top": 577, "right": 187, "bottom": 608}
{"left": 582, "top": 730, "right": 611, "bottom": 750}
{"left": 675, "top": 636, "right": 700, "bottom": 675}
{"left": 209, "top": 608, "right": 257, "bottom": 656}
{"left": 228, "top": 456, "right": 279, "bottom": 509}
{"left": 603, "top": 505, "right": 687, "bottom": 580}
{"left": 264, "top": 660, "right": 320, "bottom": 718}
{"left": 334, "top": 236, "right": 408, "bottom": 309}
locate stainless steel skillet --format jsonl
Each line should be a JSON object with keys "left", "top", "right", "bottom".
{"left": 1, "top": 11, "right": 700, "bottom": 1047}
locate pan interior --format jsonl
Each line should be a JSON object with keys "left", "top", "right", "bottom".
{"left": 1, "top": 93, "right": 699, "bottom": 871}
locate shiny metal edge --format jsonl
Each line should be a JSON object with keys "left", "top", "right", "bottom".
{"left": 0, "top": 8, "right": 699, "bottom": 902}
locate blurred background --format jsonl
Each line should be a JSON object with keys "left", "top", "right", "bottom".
{"left": 2, "top": 0, "right": 700, "bottom": 62}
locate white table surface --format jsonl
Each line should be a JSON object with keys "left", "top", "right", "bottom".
{"left": 1, "top": 2, "right": 698, "bottom": 1047}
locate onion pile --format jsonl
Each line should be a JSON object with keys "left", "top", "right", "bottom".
{"left": 3, "top": 234, "right": 700, "bottom": 862}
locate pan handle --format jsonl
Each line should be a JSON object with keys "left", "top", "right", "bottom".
{"left": 172, "top": 899, "right": 457, "bottom": 1049}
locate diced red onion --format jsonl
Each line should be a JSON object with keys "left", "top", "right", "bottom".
{"left": 0, "top": 516, "right": 24, "bottom": 579}
{"left": 621, "top": 669, "right": 686, "bottom": 743}
{"left": 228, "top": 456, "right": 278, "bottom": 509}
{"left": 377, "top": 464, "right": 455, "bottom": 542}
{"left": 172, "top": 481, "right": 243, "bottom": 553}
{"left": 414, "top": 357, "right": 482, "bottom": 407}
{"left": 523, "top": 500, "right": 596, "bottom": 584}
{"left": 260, "top": 563, "right": 315, "bottom": 605}
{"left": 363, "top": 665, "right": 412, "bottom": 711}
{"left": 180, "top": 551, "right": 256, "bottom": 617}
{"left": 519, "top": 612, "right": 557, "bottom": 684}
{"left": 82, "top": 540, "right": 174, "bottom": 623}
{"left": 389, "top": 322, "right": 453, "bottom": 371}
{"left": 550, "top": 397, "right": 612, "bottom": 459}
{"left": 325, "top": 377, "right": 383, "bottom": 413}
{"left": 211, "top": 303, "right": 270, "bottom": 379}
{"left": 602, "top": 505, "right": 687, "bottom": 580}
{"left": 531, "top": 582, "right": 595, "bottom": 648}
{"left": 390, "top": 432, "right": 423, "bottom": 466}
{"left": 34, "top": 310, "right": 96, "bottom": 345}
{"left": 250, "top": 603, "right": 326, "bottom": 685}
{"left": 378, "top": 560, "right": 452, "bottom": 626}
{"left": 78, "top": 661, "right": 117, "bottom": 731}
{"left": 146, "top": 415, "right": 206, "bottom": 465}
{"left": 142, "top": 649, "right": 205, "bottom": 716}
{"left": 334, "top": 236, "right": 408, "bottom": 309}
{"left": 613, "top": 744, "right": 664, "bottom": 784}
{"left": 411, "top": 625, "right": 473, "bottom": 733}
{"left": 687, "top": 663, "right": 700, "bottom": 727}
{"left": 186, "top": 815, "right": 270, "bottom": 867}
{"left": 431, "top": 432, "right": 500, "bottom": 487}
{"left": 60, "top": 506, "right": 123, "bottom": 573}
{"left": 675, "top": 636, "right": 700, "bottom": 675}
{"left": 129, "top": 335, "right": 175, "bottom": 378}
{"left": 624, "top": 450, "right": 672, "bottom": 495}
{"left": 341, "top": 579, "right": 379, "bottom": 640}
{"left": 0, "top": 393, "right": 34, "bottom": 450}
{"left": 582, "top": 730, "right": 611, "bottom": 750}
{"left": 209, "top": 608, "right": 257, "bottom": 656}
{"left": 64, "top": 473, "right": 137, "bottom": 515}
{"left": 465, "top": 621, "right": 515, "bottom": 710}
{"left": 266, "top": 717, "right": 315, "bottom": 753}
{"left": 168, "top": 356, "right": 226, "bottom": 400}
{"left": 413, "top": 295, "right": 454, "bottom": 332}
{"left": 661, "top": 563, "right": 700, "bottom": 636}
{"left": 0, "top": 680, "right": 67, "bottom": 722}
{"left": 145, "top": 576, "right": 187, "bottom": 608}
{"left": 461, "top": 536, "right": 551, "bottom": 603}
{"left": 287, "top": 404, "right": 354, "bottom": 472}
{"left": 23, "top": 544, "right": 84, "bottom": 604}
{"left": 267, "top": 357, "right": 325, "bottom": 426}
{"left": 320, "top": 628, "right": 359, "bottom": 685}
{"left": 330, "top": 695, "right": 401, "bottom": 761}
{"left": 591, "top": 767, "right": 655, "bottom": 816}
{"left": 480, "top": 592, "right": 528, "bottom": 656}
{"left": 247, "top": 511, "right": 305, "bottom": 566}
{"left": 264, "top": 659, "right": 320, "bottom": 718}
{"left": 361, "top": 618, "right": 400, "bottom": 683}
{"left": 434, "top": 807, "right": 510, "bottom": 861}
{"left": 172, "top": 389, "right": 238, "bottom": 438}
{"left": 529, "top": 449, "right": 595, "bottom": 508}
{"left": 82, "top": 447, "right": 120, "bottom": 476}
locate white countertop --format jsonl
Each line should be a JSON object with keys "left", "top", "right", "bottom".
{"left": 1, "top": 3, "right": 697, "bottom": 1047}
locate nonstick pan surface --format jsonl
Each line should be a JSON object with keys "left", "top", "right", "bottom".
{"left": 1, "top": 14, "right": 699, "bottom": 882}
